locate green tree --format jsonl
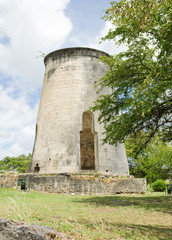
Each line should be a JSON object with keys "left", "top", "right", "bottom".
{"left": 92, "top": 0, "right": 172, "bottom": 153}
{"left": 126, "top": 136, "right": 172, "bottom": 183}
{"left": 0, "top": 154, "right": 32, "bottom": 173}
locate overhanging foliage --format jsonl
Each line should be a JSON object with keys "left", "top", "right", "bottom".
{"left": 91, "top": 0, "right": 172, "bottom": 153}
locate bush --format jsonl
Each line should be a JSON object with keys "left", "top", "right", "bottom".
{"left": 152, "top": 179, "right": 166, "bottom": 192}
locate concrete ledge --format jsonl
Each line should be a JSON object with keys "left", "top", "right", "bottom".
{"left": 44, "top": 47, "right": 109, "bottom": 64}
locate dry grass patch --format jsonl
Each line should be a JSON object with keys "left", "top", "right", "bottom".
{"left": 0, "top": 188, "right": 171, "bottom": 239}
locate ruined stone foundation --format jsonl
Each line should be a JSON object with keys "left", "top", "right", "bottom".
{"left": 30, "top": 47, "right": 129, "bottom": 176}
{"left": 18, "top": 174, "right": 147, "bottom": 195}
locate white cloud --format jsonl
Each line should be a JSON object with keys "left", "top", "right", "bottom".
{"left": 0, "top": 0, "right": 72, "bottom": 90}
{"left": 0, "top": 84, "right": 38, "bottom": 158}
{"left": 88, "top": 21, "right": 127, "bottom": 55}
{"left": 0, "top": 0, "right": 72, "bottom": 158}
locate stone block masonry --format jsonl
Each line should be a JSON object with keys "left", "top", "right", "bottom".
{"left": 18, "top": 174, "right": 146, "bottom": 194}
{"left": 0, "top": 173, "right": 146, "bottom": 194}
{"left": 30, "top": 47, "right": 129, "bottom": 176}
{"left": 0, "top": 174, "right": 18, "bottom": 188}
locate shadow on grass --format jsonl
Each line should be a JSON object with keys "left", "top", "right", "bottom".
{"left": 81, "top": 219, "right": 172, "bottom": 240}
{"left": 73, "top": 194, "right": 172, "bottom": 215}
{"left": 113, "top": 223, "right": 172, "bottom": 240}
{"left": 114, "top": 223, "right": 172, "bottom": 240}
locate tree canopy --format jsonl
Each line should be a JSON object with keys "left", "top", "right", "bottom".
{"left": 92, "top": 0, "right": 172, "bottom": 153}
{"left": 0, "top": 154, "right": 31, "bottom": 173}
{"left": 126, "top": 135, "right": 172, "bottom": 182}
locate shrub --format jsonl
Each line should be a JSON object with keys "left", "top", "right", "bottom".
{"left": 152, "top": 179, "right": 166, "bottom": 192}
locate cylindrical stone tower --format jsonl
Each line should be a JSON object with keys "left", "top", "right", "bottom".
{"left": 30, "top": 47, "right": 129, "bottom": 175}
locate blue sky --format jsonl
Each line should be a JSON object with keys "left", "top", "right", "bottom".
{"left": 0, "top": 0, "right": 122, "bottom": 159}
{"left": 64, "top": 0, "right": 110, "bottom": 45}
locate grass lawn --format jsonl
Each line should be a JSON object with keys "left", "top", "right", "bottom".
{"left": 0, "top": 188, "right": 171, "bottom": 240}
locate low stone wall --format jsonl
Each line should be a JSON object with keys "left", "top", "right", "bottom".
{"left": 18, "top": 174, "right": 146, "bottom": 194}
{"left": 0, "top": 174, "right": 18, "bottom": 188}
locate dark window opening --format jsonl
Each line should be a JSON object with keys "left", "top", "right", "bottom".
{"left": 34, "top": 163, "right": 40, "bottom": 173}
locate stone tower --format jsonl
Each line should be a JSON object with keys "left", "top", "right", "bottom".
{"left": 30, "top": 47, "right": 129, "bottom": 175}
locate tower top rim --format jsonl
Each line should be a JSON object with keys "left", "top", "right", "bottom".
{"left": 44, "top": 47, "right": 109, "bottom": 64}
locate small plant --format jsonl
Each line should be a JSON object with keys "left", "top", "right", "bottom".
{"left": 152, "top": 179, "right": 166, "bottom": 192}
{"left": 147, "top": 184, "right": 153, "bottom": 192}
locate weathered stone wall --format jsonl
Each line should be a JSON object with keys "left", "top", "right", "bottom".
{"left": 30, "top": 47, "right": 129, "bottom": 176}
{"left": 0, "top": 174, "right": 18, "bottom": 188}
{"left": 19, "top": 174, "right": 146, "bottom": 194}
{"left": 0, "top": 173, "right": 146, "bottom": 194}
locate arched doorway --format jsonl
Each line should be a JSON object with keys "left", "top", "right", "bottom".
{"left": 80, "top": 111, "right": 97, "bottom": 170}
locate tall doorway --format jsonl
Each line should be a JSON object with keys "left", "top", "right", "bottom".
{"left": 80, "top": 111, "right": 97, "bottom": 170}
